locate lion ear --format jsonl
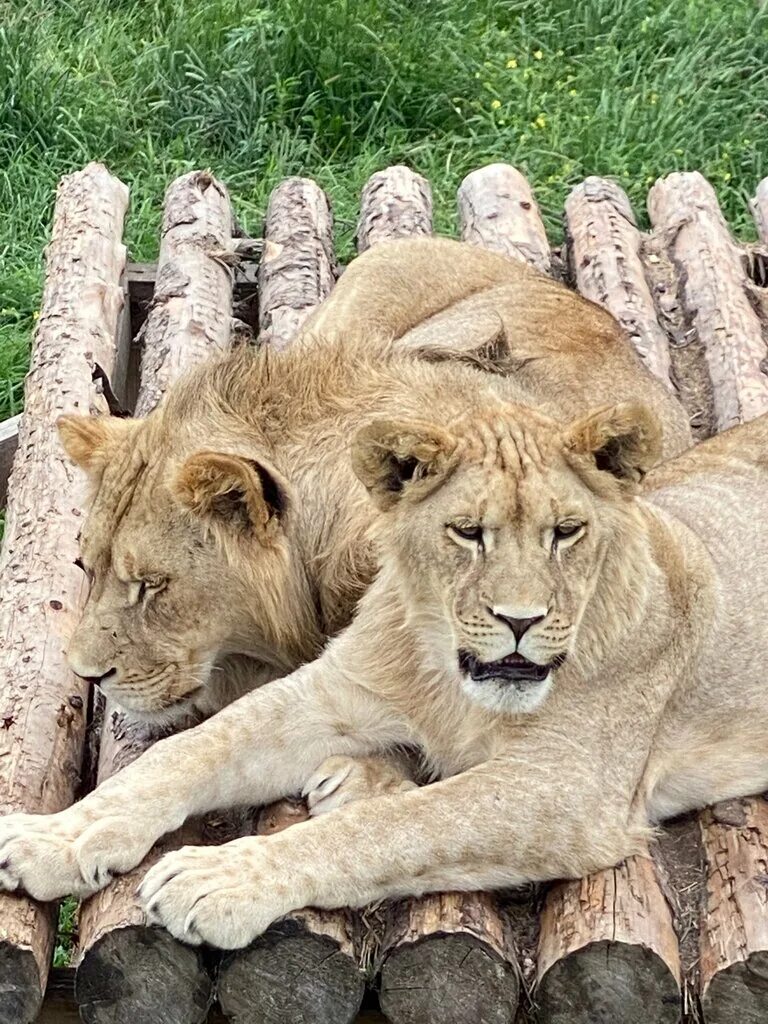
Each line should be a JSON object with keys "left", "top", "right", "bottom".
{"left": 351, "top": 419, "right": 458, "bottom": 511}
{"left": 413, "top": 319, "right": 511, "bottom": 374}
{"left": 57, "top": 414, "right": 138, "bottom": 473}
{"left": 564, "top": 403, "right": 662, "bottom": 485}
{"left": 173, "top": 451, "right": 291, "bottom": 543}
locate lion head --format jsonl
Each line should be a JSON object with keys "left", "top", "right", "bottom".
{"left": 352, "top": 402, "right": 662, "bottom": 715}
{"left": 57, "top": 401, "right": 321, "bottom": 721}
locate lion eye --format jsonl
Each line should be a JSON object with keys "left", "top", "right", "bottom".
{"left": 553, "top": 521, "right": 584, "bottom": 542}
{"left": 447, "top": 523, "right": 484, "bottom": 545}
{"left": 135, "top": 577, "right": 166, "bottom": 604}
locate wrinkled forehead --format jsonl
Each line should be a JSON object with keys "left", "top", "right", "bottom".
{"left": 79, "top": 452, "right": 173, "bottom": 573}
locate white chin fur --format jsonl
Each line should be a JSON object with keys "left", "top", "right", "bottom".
{"left": 460, "top": 671, "right": 553, "bottom": 714}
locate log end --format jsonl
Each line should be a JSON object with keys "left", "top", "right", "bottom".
{"left": 536, "top": 939, "right": 680, "bottom": 1024}
{"left": 217, "top": 918, "right": 364, "bottom": 1024}
{"left": 379, "top": 932, "right": 519, "bottom": 1024}
{"left": 702, "top": 952, "right": 768, "bottom": 1024}
{"left": 75, "top": 925, "right": 212, "bottom": 1024}
{"left": 0, "top": 942, "right": 43, "bottom": 1024}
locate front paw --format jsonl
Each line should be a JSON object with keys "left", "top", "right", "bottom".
{"left": 0, "top": 807, "right": 159, "bottom": 900}
{"left": 303, "top": 754, "right": 417, "bottom": 816}
{"left": 139, "top": 841, "right": 287, "bottom": 949}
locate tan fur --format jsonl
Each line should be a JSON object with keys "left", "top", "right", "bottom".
{"left": 2, "top": 404, "right": 766, "bottom": 953}
{"left": 54, "top": 237, "right": 689, "bottom": 721}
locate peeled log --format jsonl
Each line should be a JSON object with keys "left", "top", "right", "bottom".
{"left": 258, "top": 178, "right": 336, "bottom": 348}
{"left": 458, "top": 162, "right": 550, "bottom": 274}
{"left": 356, "top": 166, "right": 433, "bottom": 253}
{"left": 749, "top": 177, "right": 768, "bottom": 244}
{"left": 0, "top": 163, "right": 128, "bottom": 1024}
{"left": 378, "top": 892, "right": 519, "bottom": 1024}
{"left": 699, "top": 798, "right": 768, "bottom": 1023}
{"left": 648, "top": 172, "right": 768, "bottom": 429}
{"left": 217, "top": 800, "right": 364, "bottom": 1024}
{"left": 536, "top": 857, "right": 681, "bottom": 1024}
{"left": 75, "top": 170, "right": 237, "bottom": 1024}
{"left": 564, "top": 177, "right": 672, "bottom": 386}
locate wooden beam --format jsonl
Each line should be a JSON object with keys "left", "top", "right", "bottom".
{"left": 0, "top": 415, "right": 20, "bottom": 509}
{"left": 355, "top": 166, "right": 433, "bottom": 252}
{"left": 0, "top": 162, "right": 129, "bottom": 1024}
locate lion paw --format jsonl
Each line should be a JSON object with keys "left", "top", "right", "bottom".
{"left": 139, "top": 843, "right": 284, "bottom": 949}
{"left": 0, "top": 806, "right": 158, "bottom": 900}
{"left": 303, "top": 754, "right": 417, "bottom": 816}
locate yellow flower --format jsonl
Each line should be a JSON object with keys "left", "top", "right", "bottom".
{"left": 506, "top": 58, "right": 518, "bottom": 69}
{"left": 491, "top": 99, "right": 501, "bottom": 110}
{"left": 649, "top": 92, "right": 659, "bottom": 105}
{"left": 723, "top": 171, "right": 732, "bottom": 182}
{"left": 534, "top": 113, "right": 547, "bottom": 129}
{"left": 32, "top": 310, "right": 40, "bottom": 321}
{"left": 533, "top": 49, "right": 543, "bottom": 60}
{"left": 568, "top": 88, "right": 578, "bottom": 97}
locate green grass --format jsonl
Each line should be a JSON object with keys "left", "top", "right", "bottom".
{"left": 54, "top": 896, "right": 79, "bottom": 968}
{"left": 0, "top": 0, "right": 766, "bottom": 422}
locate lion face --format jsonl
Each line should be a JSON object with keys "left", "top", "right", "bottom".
{"left": 57, "top": 413, "right": 301, "bottom": 720}
{"left": 353, "top": 402, "right": 661, "bottom": 715}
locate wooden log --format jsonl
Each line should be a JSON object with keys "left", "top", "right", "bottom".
{"left": 564, "top": 176, "right": 672, "bottom": 386}
{"left": 217, "top": 800, "right": 364, "bottom": 1024}
{"left": 74, "top": 169, "right": 237, "bottom": 1024}
{"left": 361, "top": 167, "right": 520, "bottom": 1024}
{"left": 355, "top": 166, "right": 432, "bottom": 253}
{"left": 648, "top": 171, "right": 768, "bottom": 429}
{"left": 134, "top": 170, "right": 233, "bottom": 417}
{"left": 0, "top": 163, "right": 128, "bottom": 1024}
{"left": 699, "top": 798, "right": 768, "bottom": 1023}
{"left": 257, "top": 177, "right": 336, "bottom": 348}
{"left": 458, "top": 162, "right": 550, "bottom": 274}
{"left": 536, "top": 858, "right": 681, "bottom": 1024}
{"left": 0, "top": 415, "right": 20, "bottom": 509}
{"left": 749, "top": 176, "right": 768, "bottom": 244}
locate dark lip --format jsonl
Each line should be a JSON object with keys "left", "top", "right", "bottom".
{"left": 458, "top": 650, "right": 565, "bottom": 685}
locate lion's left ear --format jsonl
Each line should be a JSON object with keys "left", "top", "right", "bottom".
{"left": 351, "top": 419, "right": 458, "bottom": 511}
{"left": 564, "top": 403, "right": 662, "bottom": 485}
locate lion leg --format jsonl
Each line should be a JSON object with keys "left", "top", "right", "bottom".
{"left": 138, "top": 758, "right": 644, "bottom": 949}
{"left": 0, "top": 659, "right": 408, "bottom": 901}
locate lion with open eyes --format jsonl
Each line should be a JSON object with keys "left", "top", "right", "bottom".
{"left": 2, "top": 401, "right": 767, "bottom": 955}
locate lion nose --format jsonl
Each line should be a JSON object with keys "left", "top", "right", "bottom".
{"left": 489, "top": 608, "right": 546, "bottom": 643}
{"left": 71, "top": 666, "right": 118, "bottom": 688}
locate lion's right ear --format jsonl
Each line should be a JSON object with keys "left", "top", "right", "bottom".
{"left": 57, "top": 414, "right": 137, "bottom": 473}
{"left": 351, "top": 419, "right": 458, "bottom": 511}
{"left": 172, "top": 450, "right": 291, "bottom": 544}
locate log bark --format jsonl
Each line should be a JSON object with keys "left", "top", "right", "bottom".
{"left": 564, "top": 177, "right": 672, "bottom": 386}
{"left": 0, "top": 163, "right": 128, "bottom": 1024}
{"left": 75, "top": 170, "right": 237, "bottom": 1024}
{"left": 458, "top": 162, "right": 550, "bottom": 274}
{"left": 356, "top": 166, "right": 433, "bottom": 253}
{"left": 699, "top": 798, "right": 768, "bottom": 1023}
{"left": 134, "top": 170, "right": 234, "bottom": 417}
{"left": 536, "top": 857, "right": 681, "bottom": 1024}
{"left": 217, "top": 800, "right": 364, "bottom": 1024}
{"left": 749, "top": 176, "right": 768, "bottom": 244}
{"left": 258, "top": 177, "right": 336, "bottom": 348}
{"left": 378, "top": 892, "right": 519, "bottom": 1024}
{"left": 648, "top": 171, "right": 768, "bottom": 429}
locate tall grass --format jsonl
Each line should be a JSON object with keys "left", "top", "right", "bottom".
{"left": 0, "top": 0, "right": 766, "bottom": 421}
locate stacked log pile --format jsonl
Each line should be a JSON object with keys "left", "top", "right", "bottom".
{"left": 0, "top": 160, "right": 767, "bottom": 1024}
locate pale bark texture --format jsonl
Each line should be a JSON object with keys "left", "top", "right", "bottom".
{"left": 749, "top": 176, "right": 768, "bottom": 243}
{"left": 648, "top": 171, "right": 768, "bottom": 429}
{"left": 564, "top": 177, "right": 672, "bottom": 386}
{"left": 378, "top": 892, "right": 519, "bottom": 1024}
{"left": 257, "top": 177, "right": 336, "bottom": 348}
{"left": 75, "top": 170, "right": 237, "bottom": 1024}
{"left": 134, "top": 170, "right": 234, "bottom": 417}
{"left": 355, "top": 166, "right": 433, "bottom": 253}
{"left": 0, "top": 163, "right": 128, "bottom": 1024}
{"left": 458, "top": 162, "right": 550, "bottom": 274}
{"left": 536, "top": 857, "right": 681, "bottom": 1024}
{"left": 217, "top": 800, "right": 364, "bottom": 1024}
{"left": 699, "top": 798, "right": 768, "bottom": 1023}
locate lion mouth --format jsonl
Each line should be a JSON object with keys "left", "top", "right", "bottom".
{"left": 458, "top": 650, "right": 563, "bottom": 685}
